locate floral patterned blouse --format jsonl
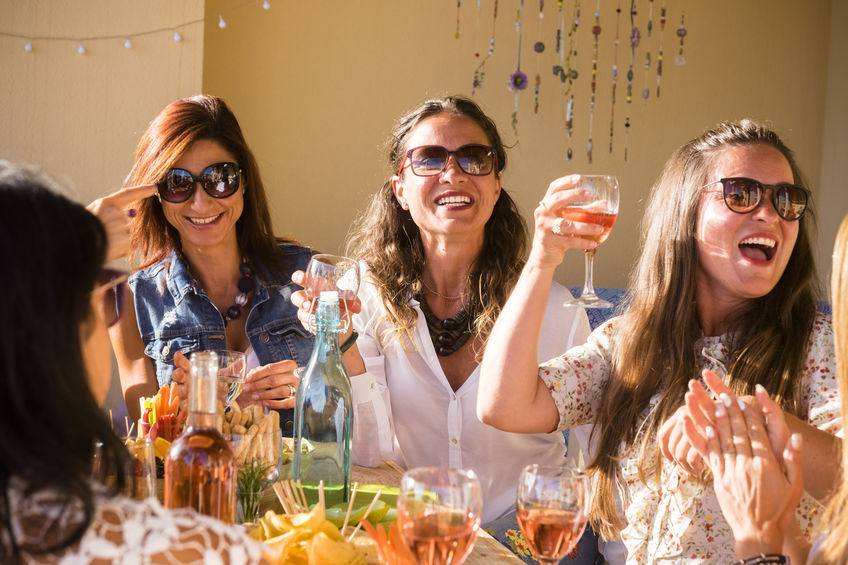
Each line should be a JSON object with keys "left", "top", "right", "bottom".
{"left": 539, "top": 313, "right": 841, "bottom": 564}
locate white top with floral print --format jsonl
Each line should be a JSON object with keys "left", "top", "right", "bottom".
{"left": 539, "top": 313, "right": 840, "bottom": 564}
{"left": 5, "top": 479, "right": 268, "bottom": 564}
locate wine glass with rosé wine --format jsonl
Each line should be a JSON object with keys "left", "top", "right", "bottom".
{"left": 304, "top": 254, "right": 360, "bottom": 332}
{"left": 561, "top": 174, "right": 619, "bottom": 308}
{"left": 516, "top": 463, "right": 590, "bottom": 564}
{"left": 397, "top": 467, "right": 483, "bottom": 565}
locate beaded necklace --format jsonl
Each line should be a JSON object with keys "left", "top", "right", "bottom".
{"left": 418, "top": 296, "right": 474, "bottom": 357}
{"left": 223, "top": 260, "right": 255, "bottom": 326}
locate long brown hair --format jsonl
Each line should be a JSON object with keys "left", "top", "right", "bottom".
{"left": 345, "top": 96, "right": 527, "bottom": 356}
{"left": 588, "top": 120, "right": 819, "bottom": 538}
{"left": 125, "top": 95, "right": 296, "bottom": 275}
{"left": 809, "top": 213, "right": 848, "bottom": 565}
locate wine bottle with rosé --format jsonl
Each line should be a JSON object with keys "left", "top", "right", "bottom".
{"left": 561, "top": 175, "right": 620, "bottom": 308}
{"left": 516, "top": 464, "right": 590, "bottom": 564}
{"left": 164, "top": 351, "right": 237, "bottom": 524}
{"left": 398, "top": 467, "right": 483, "bottom": 565}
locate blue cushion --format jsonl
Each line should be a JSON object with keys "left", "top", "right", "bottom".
{"left": 567, "top": 288, "right": 628, "bottom": 329}
{"left": 484, "top": 509, "right": 603, "bottom": 564}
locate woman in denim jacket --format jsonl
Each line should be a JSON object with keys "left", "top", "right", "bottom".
{"left": 106, "top": 95, "right": 313, "bottom": 431}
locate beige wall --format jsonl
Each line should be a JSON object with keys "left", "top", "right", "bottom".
{"left": 0, "top": 0, "right": 205, "bottom": 205}
{"left": 818, "top": 0, "right": 848, "bottom": 289}
{"left": 203, "top": 0, "right": 845, "bottom": 290}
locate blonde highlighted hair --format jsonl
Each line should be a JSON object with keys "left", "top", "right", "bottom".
{"left": 809, "top": 213, "right": 848, "bottom": 565}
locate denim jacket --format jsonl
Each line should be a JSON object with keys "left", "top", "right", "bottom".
{"left": 130, "top": 245, "right": 314, "bottom": 432}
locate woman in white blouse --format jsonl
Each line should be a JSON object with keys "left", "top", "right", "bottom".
{"left": 294, "top": 96, "right": 592, "bottom": 524}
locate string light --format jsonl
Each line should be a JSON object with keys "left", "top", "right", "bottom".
{"left": 1, "top": 0, "right": 275, "bottom": 53}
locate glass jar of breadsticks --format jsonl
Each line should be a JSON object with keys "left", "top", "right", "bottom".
{"left": 222, "top": 403, "right": 283, "bottom": 523}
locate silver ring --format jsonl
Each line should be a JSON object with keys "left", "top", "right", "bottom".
{"left": 539, "top": 200, "right": 549, "bottom": 211}
{"left": 552, "top": 217, "right": 568, "bottom": 236}
{"left": 288, "top": 384, "right": 296, "bottom": 398}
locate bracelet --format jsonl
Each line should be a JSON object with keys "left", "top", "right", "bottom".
{"left": 340, "top": 331, "right": 358, "bottom": 353}
{"left": 736, "top": 554, "right": 788, "bottom": 565}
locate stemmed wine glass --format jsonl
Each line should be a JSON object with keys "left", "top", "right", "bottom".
{"left": 516, "top": 463, "right": 590, "bottom": 564}
{"left": 397, "top": 467, "right": 483, "bottom": 565}
{"left": 561, "top": 175, "right": 619, "bottom": 308}
{"left": 304, "top": 254, "right": 360, "bottom": 332}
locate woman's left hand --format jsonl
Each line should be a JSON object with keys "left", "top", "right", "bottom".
{"left": 682, "top": 377, "right": 803, "bottom": 559}
{"left": 241, "top": 359, "right": 300, "bottom": 410}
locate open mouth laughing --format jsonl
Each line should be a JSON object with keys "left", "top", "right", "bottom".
{"left": 739, "top": 235, "right": 777, "bottom": 262}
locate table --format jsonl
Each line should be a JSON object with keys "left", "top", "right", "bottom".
{"left": 350, "top": 462, "right": 523, "bottom": 565}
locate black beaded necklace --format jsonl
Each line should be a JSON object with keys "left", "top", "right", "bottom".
{"left": 418, "top": 295, "right": 474, "bottom": 357}
{"left": 223, "top": 260, "right": 255, "bottom": 326}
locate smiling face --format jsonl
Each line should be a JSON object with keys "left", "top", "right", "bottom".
{"left": 695, "top": 143, "right": 799, "bottom": 315}
{"left": 160, "top": 138, "right": 243, "bottom": 252}
{"left": 391, "top": 113, "right": 501, "bottom": 249}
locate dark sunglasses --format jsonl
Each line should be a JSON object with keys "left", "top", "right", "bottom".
{"left": 95, "top": 269, "right": 129, "bottom": 328}
{"left": 398, "top": 144, "right": 498, "bottom": 177}
{"left": 157, "top": 162, "right": 242, "bottom": 203}
{"left": 704, "top": 177, "right": 810, "bottom": 221}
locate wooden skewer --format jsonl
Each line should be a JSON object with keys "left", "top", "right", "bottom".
{"left": 272, "top": 482, "right": 294, "bottom": 514}
{"left": 282, "top": 481, "right": 300, "bottom": 513}
{"left": 347, "top": 489, "right": 382, "bottom": 543}
{"left": 318, "top": 480, "right": 325, "bottom": 513}
{"left": 296, "top": 480, "right": 309, "bottom": 511}
{"left": 125, "top": 416, "right": 131, "bottom": 437}
{"left": 341, "top": 482, "right": 359, "bottom": 534}
{"left": 109, "top": 409, "right": 114, "bottom": 431}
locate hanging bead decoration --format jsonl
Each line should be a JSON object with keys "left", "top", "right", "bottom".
{"left": 609, "top": 0, "right": 622, "bottom": 154}
{"left": 455, "top": 0, "right": 462, "bottom": 39}
{"left": 508, "top": 0, "right": 528, "bottom": 135}
{"left": 642, "top": 0, "right": 653, "bottom": 101}
{"left": 626, "top": 1, "right": 638, "bottom": 105}
{"left": 624, "top": 0, "right": 638, "bottom": 162}
{"left": 586, "top": 0, "right": 600, "bottom": 164}
{"left": 559, "top": 0, "right": 580, "bottom": 161}
{"left": 656, "top": 0, "right": 666, "bottom": 97}
{"left": 675, "top": 13, "right": 687, "bottom": 65}
{"left": 472, "top": 0, "right": 499, "bottom": 95}
{"left": 533, "top": 0, "right": 545, "bottom": 114}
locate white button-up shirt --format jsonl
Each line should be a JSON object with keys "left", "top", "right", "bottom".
{"left": 350, "top": 274, "right": 591, "bottom": 523}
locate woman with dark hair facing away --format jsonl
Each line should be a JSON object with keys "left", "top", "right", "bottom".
{"left": 479, "top": 120, "right": 841, "bottom": 563}
{"left": 106, "top": 95, "right": 313, "bottom": 430}
{"left": 293, "top": 96, "right": 592, "bottom": 527}
{"left": 0, "top": 161, "right": 268, "bottom": 563}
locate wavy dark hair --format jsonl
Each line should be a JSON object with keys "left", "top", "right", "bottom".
{"left": 587, "top": 120, "right": 820, "bottom": 539}
{"left": 126, "top": 94, "right": 297, "bottom": 275}
{"left": 345, "top": 96, "right": 527, "bottom": 357}
{"left": 0, "top": 162, "right": 128, "bottom": 560}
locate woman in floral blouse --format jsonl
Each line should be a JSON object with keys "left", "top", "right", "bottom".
{"left": 478, "top": 120, "right": 841, "bottom": 564}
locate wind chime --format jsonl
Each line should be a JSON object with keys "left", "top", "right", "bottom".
{"left": 463, "top": 0, "right": 687, "bottom": 163}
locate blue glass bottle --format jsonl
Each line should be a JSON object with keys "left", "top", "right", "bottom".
{"left": 293, "top": 290, "right": 353, "bottom": 505}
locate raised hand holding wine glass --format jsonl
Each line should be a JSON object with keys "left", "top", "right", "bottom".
{"left": 560, "top": 174, "right": 619, "bottom": 308}
{"left": 303, "top": 254, "right": 360, "bottom": 332}
{"left": 397, "top": 467, "right": 483, "bottom": 565}
{"left": 516, "top": 464, "right": 590, "bottom": 564}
